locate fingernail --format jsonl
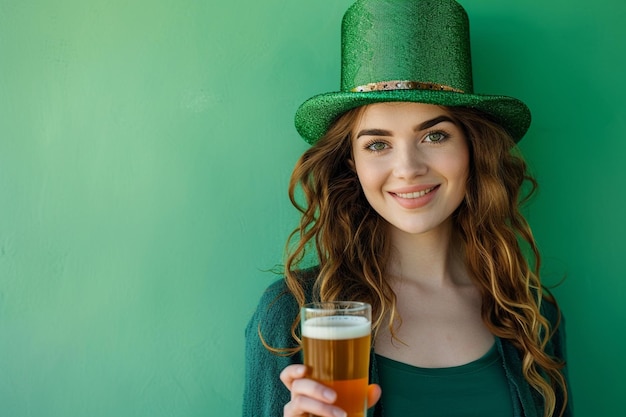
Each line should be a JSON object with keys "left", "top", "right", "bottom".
{"left": 323, "top": 388, "right": 337, "bottom": 402}
{"left": 296, "top": 365, "right": 306, "bottom": 375}
{"left": 333, "top": 409, "right": 347, "bottom": 417}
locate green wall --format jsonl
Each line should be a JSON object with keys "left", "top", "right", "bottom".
{"left": 0, "top": 0, "right": 623, "bottom": 416}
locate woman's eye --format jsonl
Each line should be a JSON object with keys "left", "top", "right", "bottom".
{"left": 367, "top": 141, "right": 388, "bottom": 151}
{"left": 425, "top": 131, "right": 447, "bottom": 143}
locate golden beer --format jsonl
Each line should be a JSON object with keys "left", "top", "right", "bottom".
{"left": 301, "top": 303, "right": 371, "bottom": 417}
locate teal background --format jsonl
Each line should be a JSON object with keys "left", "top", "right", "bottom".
{"left": 0, "top": 0, "right": 623, "bottom": 416}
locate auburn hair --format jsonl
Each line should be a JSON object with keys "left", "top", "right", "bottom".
{"left": 276, "top": 105, "right": 567, "bottom": 417}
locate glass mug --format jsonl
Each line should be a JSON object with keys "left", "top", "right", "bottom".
{"left": 301, "top": 301, "right": 372, "bottom": 417}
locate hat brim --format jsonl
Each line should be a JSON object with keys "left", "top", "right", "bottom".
{"left": 294, "top": 90, "right": 531, "bottom": 145}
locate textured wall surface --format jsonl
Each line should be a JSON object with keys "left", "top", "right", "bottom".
{"left": 0, "top": 0, "right": 623, "bottom": 416}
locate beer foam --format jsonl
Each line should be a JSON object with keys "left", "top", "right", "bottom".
{"left": 302, "top": 315, "right": 371, "bottom": 340}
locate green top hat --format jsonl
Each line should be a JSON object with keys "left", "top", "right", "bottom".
{"left": 294, "top": 0, "right": 531, "bottom": 144}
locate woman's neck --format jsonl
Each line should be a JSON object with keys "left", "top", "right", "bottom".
{"left": 385, "top": 220, "right": 470, "bottom": 289}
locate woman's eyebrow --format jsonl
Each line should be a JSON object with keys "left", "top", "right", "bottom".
{"left": 356, "top": 128, "right": 392, "bottom": 139}
{"left": 414, "top": 115, "right": 455, "bottom": 132}
{"left": 356, "top": 115, "right": 455, "bottom": 139}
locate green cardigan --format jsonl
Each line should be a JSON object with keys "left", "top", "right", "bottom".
{"left": 243, "top": 277, "right": 572, "bottom": 417}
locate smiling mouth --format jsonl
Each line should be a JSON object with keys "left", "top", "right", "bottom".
{"left": 394, "top": 187, "right": 436, "bottom": 199}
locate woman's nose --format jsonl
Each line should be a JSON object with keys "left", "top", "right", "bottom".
{"left": 392, "top": 145, "right": 428, "bottom": 179}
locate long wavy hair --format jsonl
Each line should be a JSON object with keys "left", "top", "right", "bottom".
{"left": 278, "top": 105, "right": 568, "bottom": 417}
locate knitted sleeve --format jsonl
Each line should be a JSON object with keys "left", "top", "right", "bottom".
{"left": 243, "top": 279, "right": 302, "bottom": 417}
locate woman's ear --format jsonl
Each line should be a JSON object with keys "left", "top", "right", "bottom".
{"left": 347, "top": 158, "right": 356, "bottom": 172}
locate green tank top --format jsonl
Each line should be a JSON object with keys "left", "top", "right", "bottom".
{"left": 375, "top": 344, "right": 513, "bottom": 416}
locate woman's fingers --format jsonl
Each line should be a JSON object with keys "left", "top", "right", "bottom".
{"left": 280, "top": 365, "right": 381, "bottom": 417}
{"left": 284, "top": 393, "right": 346, "bottom": 417}
{"left": 279, "top": 364, "right": 307, "bottom": 391}
{"left": 367, "top": 384, "right": 382, "bottom": 408}
{"left": 290, "top": 377, "right": 338, "bottom": 404}
{"left": 280, "top": 364, "right": 346, "bottom": 417}
{"left": 280, "top": 365, "right": 337, "bottom": 402}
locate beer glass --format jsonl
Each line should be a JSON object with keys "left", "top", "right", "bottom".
{"left": 301, "top": 301, "right": 372, "bottom": 417}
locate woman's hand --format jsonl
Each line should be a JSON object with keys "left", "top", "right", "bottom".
{"left": 280, "top": 364, "right": 382, "bottom": 417}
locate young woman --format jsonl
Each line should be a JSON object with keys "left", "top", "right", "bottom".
{"left": 244, "top": 1, "right": 572, "bottom": 416}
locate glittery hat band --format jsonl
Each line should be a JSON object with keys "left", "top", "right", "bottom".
{"left": 350, "top": 80, "right": 465, "bottom": 93}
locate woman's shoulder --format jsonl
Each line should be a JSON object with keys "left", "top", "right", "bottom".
{"left": 246, "top": 266, "right": 319, "bottom": 344}
{"left": 253, "top": 266, "right": 318, "bottom": 313}
{"left": 249, "top": 278, "right": 296, "bottom": 325}
{"left": 258, "top": 277, "right": 292, "bottom": 305}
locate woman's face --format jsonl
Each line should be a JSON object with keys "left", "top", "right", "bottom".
{"left": 351, "top": 102, "right": 470, "bottom": 236}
